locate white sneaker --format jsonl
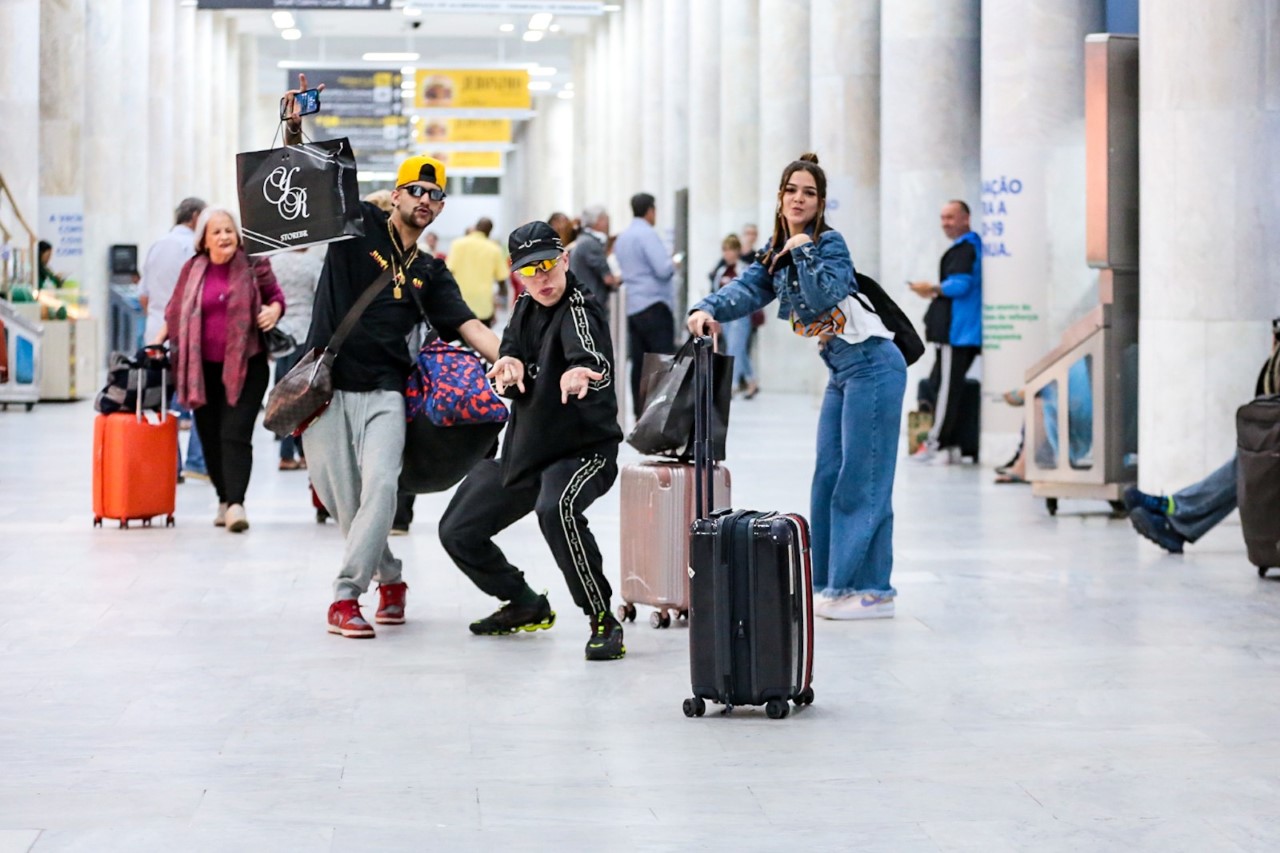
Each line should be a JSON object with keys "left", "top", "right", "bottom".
{"left": 930, "top": 447, "right": 962, "bottom": 466}
{"left": 225, "top": 503, "right": 249, "bottom": 533}
{"left": 909, "top": 444, "right": 936, "bottom": 463}
{"left": 820, "top": 593, "right": 895, "bottom": 621}
{"left": 214, "top": 503, "right": 229, "bottom": 527}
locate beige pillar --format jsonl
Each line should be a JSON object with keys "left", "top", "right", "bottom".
{"left": 38, "top": 0, "right": 87, "bottom": 284}
{"left": 718, "top": 0, "right": 759, "bottom": 237}
{"left": 1138, "top": 0, "right": 1280, "bottom": 488}
{"left": 639, "top": 0, "right": 665, "bottom": 200}
{"left": 1, "top": 0, "right": 42, "bottom": 255}
{"left": 147, "top": 0, "right": 175, "bottom": 242}
{"left": 980, "top": 0, "right": 1105, "bottom": 438}
{"left": 810, "top": 0, "right": 880, "bottom": 278}
{"left": 686, "top": 0, "right": 721, "bottom": 307}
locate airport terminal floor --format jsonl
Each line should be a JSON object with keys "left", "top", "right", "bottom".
{"left": 1, "top": 394, "right": 1278, "bottom": 851}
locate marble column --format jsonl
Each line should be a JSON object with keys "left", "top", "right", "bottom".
{"left": 118, "top": 0, "right": 151, "bottom": 243}
{"left": 606, "top": 9, "right": 628, "bottom": 223}
{"left": 809, "top": 0, "right": 879, "bottom": 278}
{"left": 571, "top": 36, "right": 588, "bottom": 216}
{"left": 39, "top": 0, "right": 87, "bottom": 285}
{"left": 639, "top": 0, "right": 666, "bottom": 203}
{"left": 718, "top": 0, "right": 759, "bottom": 238}
{"left": 755, "top": 0, "right": 817, "bottom": 394}
{"left": 686, "top": 0, "right": 721, "bottom": 306}
{"left": 619, "top": 0, "right": 643, "bottom": 213}
{"left": 147, "top": 0, "right": 175, "bottom": 242}
{"left": 756, "top": 0, "right": 811, "bottom": 229}
{"left": 0, "top": 0, "right": 42, "bottom": 262}
{"left": 661, "top": 0, "right": 689, "bottom": 220}
{"left": 173, "top": 4, "right": 197, "bottom": 204}
{"left": 880, "top": 0, "right": 980, "bottom": 430}
{"left": 1138, "top": 0, "right": 1280, "bottom": 488}
{"left": 82, "top": 0, "right": 128, "bottom": 329}
{"left": 980, "top": 0, "right": 1105, "bottom": 438}
{"left": 192, "top": 12, "right": 214, "bottom": 203}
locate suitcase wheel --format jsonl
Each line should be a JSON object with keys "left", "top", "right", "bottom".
{"left": 93, "top": 517, "right": 102, "bottom": 528}
{"left": 793, "top": 687, "right": 815, "bottom": 707}
{"left": 142, "top": 518, "right": 152, "bottom": 528}
{"left": 1046, "top": 498, "right": 1058, "bottom": 517}
{"left": 119, "top": 520, "right": 128, "bottom": 530}
{"left": 650, "top": 610, "right": 672, "bottom": 629}
{"left": 766, "top": 699, "right": 790, "bottom": 720}
{"left": 1260, "top": 567, "right": 1277, "bottom": 579}
{"left": 166, "top": 515, "right": 175, "bottom": 528}
{"left": 682, "top": 697, "right": 706, "bottom": 718}
{"left": 616, "top": 603, "right": 637, "bottom": 623}
{"left": 316, "top": 508, "right": 330, "bottom": 524}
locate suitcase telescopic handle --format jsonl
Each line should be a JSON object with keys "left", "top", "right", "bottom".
{"left": 692, "top": 335, "right": 715, "bottom": 520}
{"left": 134, "top": 358, "right": 168, "bottom": 424}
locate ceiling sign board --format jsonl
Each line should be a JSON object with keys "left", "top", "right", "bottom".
{"left": 413, "top": 69, "right": 530, "bottom": 110}
{"left": 422, "top": 151, "right": 504, "bottom": 171}
{"left": 293, "top": 69, "right": 409, "bottom": 172}
{"left": 408, "top": 1, "right": 602, "bottom": 13}
{"left": 198, "top": 0, "right": 390, "bottom": 9}
{"left": 414, "top": 118, "right": 512, "bottom": 145}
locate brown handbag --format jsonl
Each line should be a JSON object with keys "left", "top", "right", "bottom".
{"left": 263, "top": 269, "right": 393, "bottom": 437}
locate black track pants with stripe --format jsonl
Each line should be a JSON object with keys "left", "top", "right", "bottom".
{"left": 440, "top": 452, "right": 618, "bottom": 616}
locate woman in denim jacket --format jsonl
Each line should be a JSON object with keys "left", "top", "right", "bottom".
{"left": 687, "top": 153, "right": 907, "bottom": 620}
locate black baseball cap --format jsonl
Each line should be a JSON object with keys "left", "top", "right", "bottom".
{"left": 508, "top": 221, "right": 564, "bottom": 268}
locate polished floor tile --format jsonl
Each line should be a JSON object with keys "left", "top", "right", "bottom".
{"left": 1, "top": 394, "right": 1278, "bottom": 852}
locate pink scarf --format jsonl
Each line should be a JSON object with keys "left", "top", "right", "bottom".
{"left": 169, "top": 250, "right": 264, "bottom": 409}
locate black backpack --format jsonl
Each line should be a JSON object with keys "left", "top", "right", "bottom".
{"left": 851, "top": 272, "right": 926, "bottom": 366}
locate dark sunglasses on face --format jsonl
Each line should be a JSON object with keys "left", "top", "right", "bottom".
{"left": 401, "top": 184, "right": 446, "bottom": 202}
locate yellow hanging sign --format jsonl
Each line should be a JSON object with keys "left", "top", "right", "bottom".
{"left": 413, "top": 69, "right": 530, "bottom": 109}
{"left": 413, "top": 118, "right": 513, "bottom": 145}
{"left": 424, "top": 151, "right": 504, "bottom": 170}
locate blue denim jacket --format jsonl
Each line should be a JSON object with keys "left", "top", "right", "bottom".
{"left": 691, "top": 228, "right": 856, "bottom": 325}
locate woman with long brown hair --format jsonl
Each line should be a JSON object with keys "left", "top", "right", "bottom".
{"left": 162, "top": 207, "right": 286, "bottom": 533}
{"left": 687, "top": 153, "right": 907, "bottom": 620}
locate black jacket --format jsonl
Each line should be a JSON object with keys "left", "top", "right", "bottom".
{"left": 498, "top": 273, "right": 623, "bottom": 487}
{"left": 923, "top": 237, "right": 979, "bottom": 345}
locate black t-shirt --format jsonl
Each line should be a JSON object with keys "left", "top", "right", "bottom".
{"left": 304, "top": 202, "right": 476, "bottom": 393}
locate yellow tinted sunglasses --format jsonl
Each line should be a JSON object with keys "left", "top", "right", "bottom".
{"left": 514, "top": 257, "right": 559, "bottom": 277}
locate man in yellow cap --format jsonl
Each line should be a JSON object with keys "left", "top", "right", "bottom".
{"left": 283, "top": 75, "right": 502, "bottom": 640}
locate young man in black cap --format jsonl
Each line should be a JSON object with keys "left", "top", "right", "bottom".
{"left": 438, "top": 221, "right": 627, "bottom": 661}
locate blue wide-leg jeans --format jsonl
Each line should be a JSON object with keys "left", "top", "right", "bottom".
{"left": 810, "top": 336, "right": 907, "bottom": 596}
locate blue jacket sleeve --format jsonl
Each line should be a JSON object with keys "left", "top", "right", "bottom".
{"left": 788, "top": 231, "right": 855, "bottom": 322}
{"left": 940, "top": 272, "right": 974, "bottom": 298}
{"left": 692, "top": 260, "right": 776, "bottom": 322}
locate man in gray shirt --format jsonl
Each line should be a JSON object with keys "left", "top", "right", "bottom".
{"left": 568, "top": 204, "right": 618, "bottom": 314}
{"left": 612, "top": 192, "right": 675, "bottom": 417}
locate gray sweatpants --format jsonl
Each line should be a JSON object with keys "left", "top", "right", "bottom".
{"left": 306, "top": 389, "right": 406, "bottom": 600}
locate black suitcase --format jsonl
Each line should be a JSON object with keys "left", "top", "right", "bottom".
{"left": 683, "top": 336, "right": 815, "bottom": 719}
{"left": 1236, "top": 395, "right": 1280, "bottom": 577}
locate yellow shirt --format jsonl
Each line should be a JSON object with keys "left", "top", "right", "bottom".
{"left": 446, "top": 232, "right": 507, "bottom": 321}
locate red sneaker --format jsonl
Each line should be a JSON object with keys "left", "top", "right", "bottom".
{"left": 375, "top": 582, "right": 408, "bottom": 625}
{"left": 327, "top": 600, "right": 375, "bottom": 638}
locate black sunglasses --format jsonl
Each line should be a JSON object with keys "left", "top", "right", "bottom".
{"left": 401, "top": 185, "right": 446, "bottom": 202}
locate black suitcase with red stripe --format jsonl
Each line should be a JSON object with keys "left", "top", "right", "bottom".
{"left": 684, "top": 336, "right": 815, "bottom": 719}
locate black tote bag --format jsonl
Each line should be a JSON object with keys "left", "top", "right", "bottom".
{"left": 236, "top": 137, "right": 363, "bottom": 256}
{"left": 628, "top": 338, "right": 733, "bottom": 460}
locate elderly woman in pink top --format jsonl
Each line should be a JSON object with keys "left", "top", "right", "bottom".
{"left": 163, "top": 206, "right": 285, "bottom": 532}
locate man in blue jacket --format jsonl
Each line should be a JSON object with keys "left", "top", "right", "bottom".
{"left": 910, "top": 200, "right": 983, "bottom": 463}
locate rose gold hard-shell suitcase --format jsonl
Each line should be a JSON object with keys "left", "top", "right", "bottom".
{"left": 618, "top": 459, "right": 730, "bottom": 628}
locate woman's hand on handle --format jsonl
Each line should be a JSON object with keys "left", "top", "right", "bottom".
{"left": 687, "top": 310, "right": 720, "bottom": 338}
{"left": 257, "top": 302, "right": 283, "bottom": 331}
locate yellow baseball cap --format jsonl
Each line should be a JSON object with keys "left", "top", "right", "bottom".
{"left": 396, "top": 155, "right": 447, "bottom": 190}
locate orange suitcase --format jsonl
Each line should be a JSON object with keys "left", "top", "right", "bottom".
{"left": 618, "top": 460, "right": 730, "bottom": 628}
{"left": 93, "top": 359, "right": 178, "bottom": 534}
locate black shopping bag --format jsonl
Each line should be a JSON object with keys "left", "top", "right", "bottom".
{"left": 627, "top": 338, "right": 733, "bottom": 460}
{"left": 236, "top": 137, "right": 363, "bottom": 256}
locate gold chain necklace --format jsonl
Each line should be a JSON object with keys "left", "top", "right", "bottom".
{"left": 385, "top": 218, "right": 420, "bottom": 300}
